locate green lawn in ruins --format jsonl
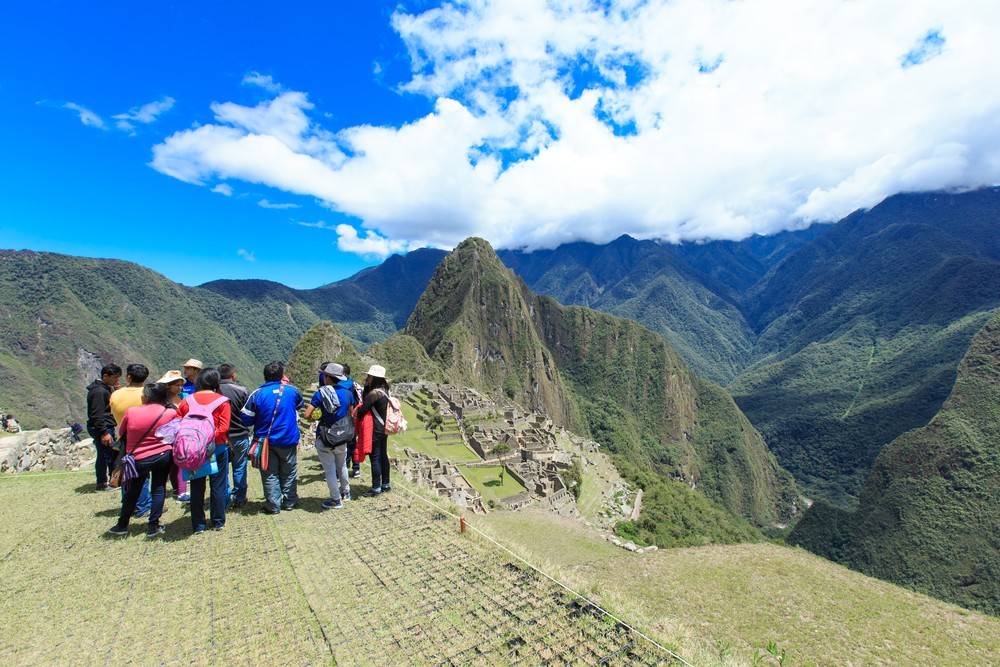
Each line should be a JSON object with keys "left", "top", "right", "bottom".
{"left": 457, "top": 464, "right": 527, "bottom": 504}
{"left": 389, "top": 400, "right": 479, "bottom": 464}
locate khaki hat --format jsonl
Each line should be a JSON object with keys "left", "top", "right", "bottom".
{"left": 182, "top": 358, "right": 204, "bottom": 370}
{"left": 156, "top": 370, "right": 184, "bottom": 384}
{"left": 365, "top": 364, "right": 387, "bottom": 379}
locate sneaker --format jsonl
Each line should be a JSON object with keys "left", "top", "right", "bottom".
{"left": 322, "top": 498, "right": 343, "bottom": 509}
{"left": 177, "top": 493, "right": 191, "bottom": 503}
{"left": 342, "top": 490, "right": 351, "bottom": 502}
{"left": 262, "top": 507, "right": 280, "bottom": 515}
{"left": 96, "top": 484, "right": 109, "bottom": 492}
{"left": 281, "top": 502, "right": 297, "bottom": 511}
{"left": 364, "top": 488, "right": 382, "bottom": 497}
{"left": 134, "top": 508, "right": 150, "bottom": 519}
{"left": 212, "top": 524, "right": 225, "bottom": 531}
{"left": 230, "top": 499, "right": 246, "bottom": 508}
{"left": 350, "top": 468, "right": 360, "bottom": 478}
{"left": 146, "top": 525, "right": 166, "bottom": 537}
{"left": 193, "top": 526, "right": 206, "bottom": 535}
{"left": 107, "top": 525, "right": 128, "bottom": 537}
{"left": 380, "top": 484, "right": 392, "bottom": 493}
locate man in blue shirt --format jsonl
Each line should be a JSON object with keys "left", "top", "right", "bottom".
{"left": 242, "top": 361, "right": 304, "bottom": 514}
{"left": 303, "top": 363, "right": 355, "bottom": 508}
{"left": 181, "top": 359, "right": 203, "bottom": 398}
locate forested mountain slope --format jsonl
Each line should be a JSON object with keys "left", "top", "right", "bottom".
{"left": 789, "top": 308, "right": 1000, "bottom": 616}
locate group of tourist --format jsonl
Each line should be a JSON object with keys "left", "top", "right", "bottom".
{"left": 85, "top": 357, "right": 395, "bottom": 537}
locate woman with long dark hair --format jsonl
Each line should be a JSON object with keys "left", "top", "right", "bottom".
{"left": 176, "top": 367, "right": 231, "bottom": 533}
{"left": 107, "top": 383, "right": 177, "bottom": 537}
{"left": 354, "top": 364, "right": 391, "bottom": 496}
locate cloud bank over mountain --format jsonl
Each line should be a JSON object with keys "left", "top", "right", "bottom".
{"left": 150, "top": 0, "right": 1000, "bottom": 256}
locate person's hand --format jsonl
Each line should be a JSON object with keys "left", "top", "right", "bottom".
{"left": 101, "top": 433, "right": 112, "bottom": 446}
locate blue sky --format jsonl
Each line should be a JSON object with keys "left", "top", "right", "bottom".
{"left": 2, "top": 1, "right": 998, "bottom": 288}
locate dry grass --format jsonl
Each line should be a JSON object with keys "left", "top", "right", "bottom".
{"left": 0, "top": 460, "right": 680, "bottom": 666}
{"left": 475, "top": 508, "right": 1000, "bottom": 667}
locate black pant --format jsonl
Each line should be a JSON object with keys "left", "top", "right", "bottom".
{"left": 370, "top": 432, "right": 389, "bottom": 489}
{"left": 347, "top": 437, "right": 359, "bottom": 471}
{"left": 116, "top": 451, "right": 172, "bottom": 529}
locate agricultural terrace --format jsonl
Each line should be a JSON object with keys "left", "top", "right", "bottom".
{"left": 388, "top": 400, "right": 479, "bottom": 463}
{"left": 0, "top": 458, "right": 681, "bottom": 666}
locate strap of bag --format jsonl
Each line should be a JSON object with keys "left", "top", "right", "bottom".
{"left": 370, "top": 389, "right": 387, "bottom": 427}
{"left": 125, "top": 407, "right": 169, "bottom": 456}
{"left": 263, "top": 384, "right": 285, "bottom": 440}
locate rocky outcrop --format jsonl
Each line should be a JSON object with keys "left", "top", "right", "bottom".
{"left": 0, "top": 428, "right": 95, "bottom": 473}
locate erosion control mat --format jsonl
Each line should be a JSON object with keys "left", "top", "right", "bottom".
{"left": 0, "top": 458, "right": 680, "bottom": 666}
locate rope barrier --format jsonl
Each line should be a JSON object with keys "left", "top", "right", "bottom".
{"left": 397, "top": 482, "right": 696, "bottom": 667}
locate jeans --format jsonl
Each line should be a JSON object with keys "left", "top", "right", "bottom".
{"left": 315, "top": 436, "right": 349, "bottom": 500}
{"left": 346, "top": 437, "right": 359, "bottom": 473}
{"left": 260, "top": 445, "right": 298, "bottom": 512}
{"left": 228, "top": 435, "right": 251, "bottom": 503}
{"left": 115, "top": 451, "right": 172, "bottom": 530}
{"left": 123, "top": 477, "right": 152, "bottom": 515}
{"left": 190, "top": 445, "right": 229, "bottom": 530}
{"left": 88, "top": 428, "right": 117, "bottom": 486}
{"left": 370, "top": 432, "right": 390, "bottom": 489}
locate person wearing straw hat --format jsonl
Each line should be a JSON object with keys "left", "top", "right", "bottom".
{"left": 355, "top": 364, "right": 392, "bottom": 496}
{"left": 156, "top": 369, "right": 189, "bottom": 501}
{"left": 181, "top": 358, "right": 203, "bottom": 398}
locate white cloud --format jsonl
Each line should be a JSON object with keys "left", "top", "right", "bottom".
{"left": 63, "top": 102, "right": 105, "bottom": 129}
{"left": 113, "top": 97, "right": 175, "bottom": 133}
{"left": 335, "top": 225, "right": 417, "bottom": 259}
{"left": 237, "top": 248, "right": 256, "bottom": 262}
{"left": 242, "top": 71, "right": 283, "bottom": 94}
{"left": 151, "top": 0, "right": 1000, "bottom": 255}
{"left": 258, "top": 198, "right": 300, "bottom": 209}
{"left": 212, "top": 184, "right": 234, "bottom": 196}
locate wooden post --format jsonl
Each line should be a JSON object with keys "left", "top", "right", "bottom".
{"left": 460, "top": 516, "right": 467, "bottom": 534}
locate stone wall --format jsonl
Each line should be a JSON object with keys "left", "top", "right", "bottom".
{"left": 0, "top": 428, "right": 96, "bottom": 474}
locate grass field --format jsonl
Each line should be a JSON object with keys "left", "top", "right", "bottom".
{"left": 389, "top": 401, "right": 480, "bottom": 463}
{"left": 0, "top": 459, "right": 680, "bottom": 666}
{"left": 457, "top": 465, "right": 527, "bottom": 503}
{"left": 475, "top": 508, "right": 1000, "bottom": 667}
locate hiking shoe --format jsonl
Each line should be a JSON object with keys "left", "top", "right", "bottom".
{"left": 107, "top": 525, "right": 128, "bottom": 537}
{"left": 177, "top": 493, "right": 191, "bottom": 503}
{"left": 322, "top": 498, "right": 343, "bottom": 509}
{"left": 146, "top": 525, "right": 166, "bottom": 537}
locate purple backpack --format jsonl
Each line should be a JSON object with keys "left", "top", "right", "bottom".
{"left": 161, "top": 395, "right": 228, "bottom": 471}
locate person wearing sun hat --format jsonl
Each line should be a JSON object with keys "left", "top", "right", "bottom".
{"left": 181, "top": 359, "right": 203, "bottom": 398}
{"left": 302, "top": 363, "right": 355, "bottom": 509}
{"left": 354, "top": 363, "right": 392, "bottom": 496}
{"left": 157, "top": 369, "right": 190, "bottom": 501}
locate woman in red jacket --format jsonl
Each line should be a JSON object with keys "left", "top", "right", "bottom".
{"left": 108, "top": 383, "right": 177, "bottom": 537}
{"left": 177, "top": 367, "right": 231, "bottom": 534}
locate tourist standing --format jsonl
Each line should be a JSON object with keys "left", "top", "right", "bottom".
{"left": 218, "top": 363, "right": 251, "bottom": 508}
{"left": 181, "top": 359, "right": 203, "bottom": 397}
{"left": 156, "top": 370, "right": 188, "bottom": 501}
{"left": 341, "top": 364, "right": 364, "bottom": 478}
{"left": 241, "top": 361, "right": 304, "bottom": 514}
{"left": 177, "top": 367, "right": 231, "bottom": 533}
{"left": 303, "top": 363, "right": 354, "bottom": 509}
{"left": 86, "top": 363, "right": 121, "bottom": 491}
{"left": 107, "top": 383, "right": 177, "bottom": 537}
{"left": 110, "top": 364, "right": 152, "bottom": 517}
{"left": 355, "top": 364, "right": 391, "bottom": 496}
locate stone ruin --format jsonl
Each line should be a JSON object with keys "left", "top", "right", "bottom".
{"left": 1, "top": 428, "right": 95, "bottom": 474}
{"left": 396, "top": 448, "right": 487, "bottom": 514}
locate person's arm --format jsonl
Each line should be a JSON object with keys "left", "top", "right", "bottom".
{"left": 355, "top": 391, "right": 375, "bottom": 419}
{"left": 214, "top": 401, "right": 231, "bottom": 444}
{"left": 241, "top": 391, "right": 257, "bottom": 426}
{"left": 118, "top": 411, "right": 130, "bottom": 453}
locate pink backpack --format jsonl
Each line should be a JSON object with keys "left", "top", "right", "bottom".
{"left": 168, "top": 395, "right": 228, "bottom": 471}
{"left": 374, "top": 390, "right": 408, "bottom": 435}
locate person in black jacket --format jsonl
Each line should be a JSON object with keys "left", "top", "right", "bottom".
{"left": 218, "top": 363, "right": 251, "bottom": 508}
{"left": 86, "top": 363, "right": 121, "bottom": 491}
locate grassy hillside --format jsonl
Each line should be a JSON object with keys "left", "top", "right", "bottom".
{"left": 789, "top": 308, "right": 1000, "bottom": 616}
{"left": 478, "top": 508, "right": 1000, "bottom": 666}
{"left": 405, "top": 238, "right": 800, "bottom": 546}
{"left": 284, "top": 320, "right": 364, "bottom": 389}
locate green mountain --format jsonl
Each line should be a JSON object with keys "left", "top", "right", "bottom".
{"left": 284, "top": 321, "right": 364, "bottom": 390}
{"left": 733, "top": 189, "right": 1000, "bottom": 504}
{"left": 0, "top": 248, "right": 443, "bottom": 429}
{"left": 789, "top": 308, "right": 1000, "bottom": 616}
{"left": 405, "top": 238, "right": 800, "bottom": 545}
